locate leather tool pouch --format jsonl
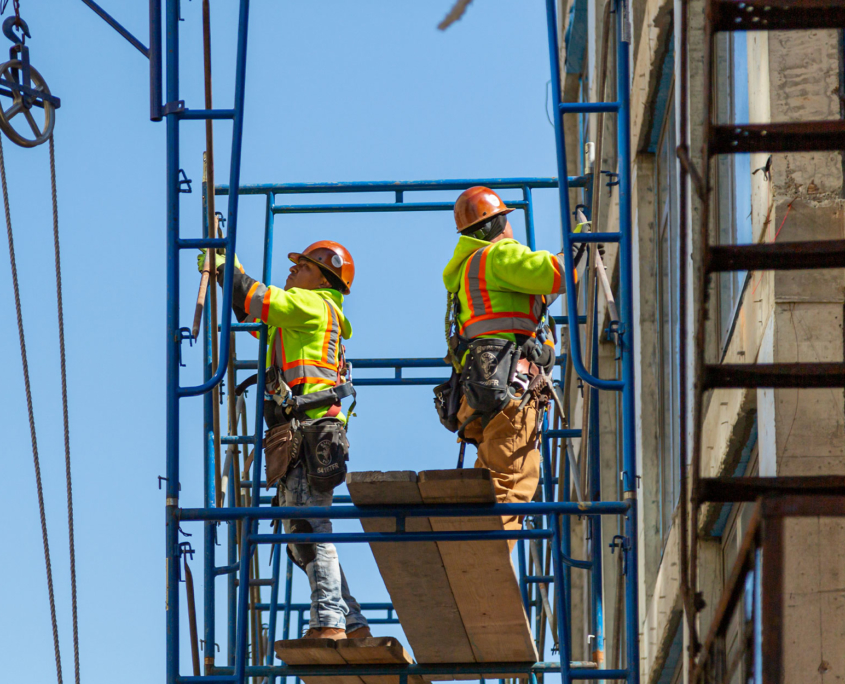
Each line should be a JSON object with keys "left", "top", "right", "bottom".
{"left": 462, "top": 338, "right": 521, "bottom": 417}
{"left": 433, "top": 366, "right": 463, "bottom": 433}
{"left": 300, "top": 417, "right": 349, "bottom": 493}
{"left": 263, "top": 421, "right": 302, "bottom": 490}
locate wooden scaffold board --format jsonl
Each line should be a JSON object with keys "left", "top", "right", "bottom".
{"left": 274, "top": 637, "right": 425, "bottom": 684}
{"left": 347, "top": 468, "right": 538, "bottom": 677}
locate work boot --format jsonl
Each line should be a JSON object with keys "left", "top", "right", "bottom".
{"left": 302, "top": 627, "right": 347, "bottom": 640}
{"left": 346, "top": 626, "right": 373, "bottom": 639}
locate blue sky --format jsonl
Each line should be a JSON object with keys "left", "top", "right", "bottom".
{"left": 1, "top": 2, "right": 570, "bottom": 681}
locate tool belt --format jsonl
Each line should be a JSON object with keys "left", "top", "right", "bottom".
{"left": 434, "top": 338, "right": 551, "bottom": 439}
{"left": 264, "top": 415, "right": 349, "bottom": 492}
{"left": 237, "top": 368, "right": 356, "bottom": 426}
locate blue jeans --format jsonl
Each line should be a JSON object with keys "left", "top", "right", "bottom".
{"left": 282, "top": 464, "right": 368, "bottom": 631}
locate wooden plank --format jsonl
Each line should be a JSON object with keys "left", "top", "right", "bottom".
{"left": 274, "top": 639, "right": 365, "bottom": 684}
{"left": 346, "top": 472, "right": 475, "bottom": 665}
{"left": 337, "top": 637, "right": 425, "bottom": 684}
{"left": 417, "top": 469, "right": 538, "bottom": 664}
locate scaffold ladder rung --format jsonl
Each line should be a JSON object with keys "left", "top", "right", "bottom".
{"left": 709, "top": 121, "right": 845, "bottom": 155}
{"left": 702, "top": 362, "right": 845, "bottom": 389}
{"left": 710, "top": 0, "right": 845, "bottom": 32}
{"left": 705, "top": 240, "right": 845, "bottom": 273}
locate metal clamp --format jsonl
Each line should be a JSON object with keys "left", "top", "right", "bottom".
{"left": 178, "top": 327, "right": 193, "bottom": 367}
{"left": 609, "top": 534, "right": 630, "bottom": 575}
{"left": 605, "top": 320, "right": 625, "bottom": 359}
{"left": 601, "top": 170, "right": 620, "bottom": 189}
{"left": 178, "top": 169, "right": 192, "bottom": 194}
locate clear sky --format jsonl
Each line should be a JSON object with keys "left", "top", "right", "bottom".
{"left": 2, "top": 2, "right": 570, "bottom": 681}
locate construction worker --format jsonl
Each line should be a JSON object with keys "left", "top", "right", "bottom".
{"left": 440, "top": 187, "right": 573, "bottom": 547}
{"left": 199, "top": 241, "right": 371, "bottom": 641}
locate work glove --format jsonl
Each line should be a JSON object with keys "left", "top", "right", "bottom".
{"left": 523, "top": 337, "right": 557, "bottom": 374}
{"left": 197, "top": 248, "right": 241, "bottom": 275}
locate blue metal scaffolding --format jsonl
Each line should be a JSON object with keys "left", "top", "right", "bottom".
{"left": 81, "top": 0, "right": 641, "bottom": 682}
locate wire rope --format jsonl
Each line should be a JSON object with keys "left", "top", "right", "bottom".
{"left": 49, "top": 134, "right": 81, "bottom": 684}
{"left": 1, "top": 131, "right": 63, "bottom": 684}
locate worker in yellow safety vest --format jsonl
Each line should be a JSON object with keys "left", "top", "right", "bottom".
{"left": 440, "top": 187, "right": 576, "bottom": 547}
{"left": 200, "top": 241, "right": 371, "bottom": 641}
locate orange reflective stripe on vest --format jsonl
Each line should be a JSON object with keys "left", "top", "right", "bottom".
{"left": 270, "top": 298, "right": 341, "bottom": 389}
{"left": 459, "top": 245, "right": 543, "bottom": 339}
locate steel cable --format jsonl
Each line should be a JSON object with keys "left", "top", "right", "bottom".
{"left": 49, "top": 134, "right": 80, "bottom": 684}
{"left": 0, "top": 133, "right": 63, "bottom": 684}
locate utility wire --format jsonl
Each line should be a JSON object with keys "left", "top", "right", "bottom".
{"left": 1, "top": 133, "right": 63, "bottom": 684}
{"left": 50, "top": 134, "right": 80, "bottom": 684}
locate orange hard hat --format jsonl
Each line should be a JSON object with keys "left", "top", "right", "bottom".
{"left": 288, "top": 240, "right": 355, "bottom": 294}
{"left": 454, "top": 186, "right": 514, "bottom": 233}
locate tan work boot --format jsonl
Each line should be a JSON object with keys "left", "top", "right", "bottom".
{"left": 302, "top": 627, "right": 347, "bottom": 640}
{"left": 346, "top": 626, "right": 373, "bottom": 639}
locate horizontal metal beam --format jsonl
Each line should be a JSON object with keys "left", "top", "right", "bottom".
{"left": 272, "top": 201, "right": 527, "bottom": 215}
{"left": 559, "top": 102, "right": 620, "bottom": 113}
{"left": 706, "top": 240, "right": 845, "bottom": 272}
{"left": 703, "top": 362, "right": 845, "bottom": 389}
{"left": 569, "top": 232, "right": 621, "bottom": 243}
{"left": 698, "top": 476, "right": 845, "bottom": 503}
{"left": 216, "top": 177, "right": 591, "bottom": 196}
{"left": 179, "top": 109, "right": 236, "bottom": 120}
{"left": 251, "top": 529, "right": 554, "bottom": 544}
{"left": 710, "top": 0, "right": 845, "bottom": 32}
{"left": 710, "top": 121, "right": 845, "bottom": 155}
{"left": 197, "top": 662, "right": 630, "bottom": 679}
{"left": 180, "top": 500, "right": 630, "bottom": 523}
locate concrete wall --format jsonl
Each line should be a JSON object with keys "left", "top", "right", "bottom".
{"left": 559, "top": 0, "right": 845, "bottom": 680}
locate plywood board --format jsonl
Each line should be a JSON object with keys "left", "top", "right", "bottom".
{"left": 338, "top": 637, "right": 425, "bottom": 684}
{"left": 347, "top": 472, "right": 474, "bottom": 664}
{"left": 274, "top": 639, "right": 365, "bottom": 684}
{"left": 417, "top": 470, "right": 538, "bottom": 664}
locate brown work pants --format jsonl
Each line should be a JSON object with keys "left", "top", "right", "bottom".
{"left": 457, "top": 395, "right": 541, "bottom": 551}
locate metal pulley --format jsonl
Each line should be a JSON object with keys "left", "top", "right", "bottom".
{"left": 0, "top": 15, "right": 60, "bottom": 148}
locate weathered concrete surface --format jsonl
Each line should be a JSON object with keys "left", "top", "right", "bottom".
{"left": 782, "top": 516, "right": 845, "bottom": 684}
{"left": 629, "top": 0, "right": 673, "bottom": 153}
{"left": 639, "top": 514, "right": 682, "bottom": 684}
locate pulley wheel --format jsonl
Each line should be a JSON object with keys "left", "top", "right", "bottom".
{"left": 0, "top": 60, "right": 55, "bottom": 148}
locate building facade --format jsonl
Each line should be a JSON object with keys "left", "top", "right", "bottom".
{"left": 557, "top": 1, "right": 845, "bottom": 681}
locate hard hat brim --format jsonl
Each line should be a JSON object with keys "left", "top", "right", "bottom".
{"left": 288, "top": 252, "right": 351, "bottom": 294}
{"left": 456, "top": 206, "right": 514, "bottom": 234}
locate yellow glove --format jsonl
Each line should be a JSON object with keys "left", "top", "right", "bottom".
{"left": 197, "top": 248, "right": 242, "bottom": 274}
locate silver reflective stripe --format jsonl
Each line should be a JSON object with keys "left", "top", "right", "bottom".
{"left": 463, "top": 316, "right": 537, "bottom": 338}
{"left": 248, "top": 282, "right": 269, "bottom": 319}
{"left": 465, "top": 248, "right": 488, "bottom": 319}
{"left": 555, "top": 254, "right": 567, "bottom": 293}
{"left": 274, "top": 331, "right": 284, "bottom": 367}
{"left": 324, "top": 300, "right": 340, "bottom": 366}
{"left": 532, "top": 295, "right": 545, "bottom": 322}
{"left": 283, "top": 363, "right": 337, "bottom": 384}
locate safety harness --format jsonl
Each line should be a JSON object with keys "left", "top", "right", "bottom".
{"left": 435, "top": 246, "right": 556, "bottom": 441}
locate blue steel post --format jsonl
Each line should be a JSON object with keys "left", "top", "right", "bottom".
{"left": 266, "top": 543, "right": 283, "bottom": 684}
{"left": 261, "top": 191, "right": 278, "bottom": 681}
{"left": 518, "top": 540, "right": 530, "bottom": 616}
{"left": 589, "top": 291, "right": 604, "bottom": 668}
{"left": 562, "top": 427, "right": 572, "bottom": 654}
{"left": 228, "top": 465, "right": 237, "bottom": 666}
{"left": 202, "top": 180, "right": 217, "bottom": 673}
{"left": 543, "top": 421, "right": 572, "bottom": 684}
{"left": 164, "top": 0, "right": 181, "bottom": 682}
{"left": 522, "top": 186, "right": 536, "bottom": 250}
{"left": 615, "top": 0, "right": 640, "bottom": 679}
{"left": 544, "top": 0, "right": 622, "bottom": 392}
